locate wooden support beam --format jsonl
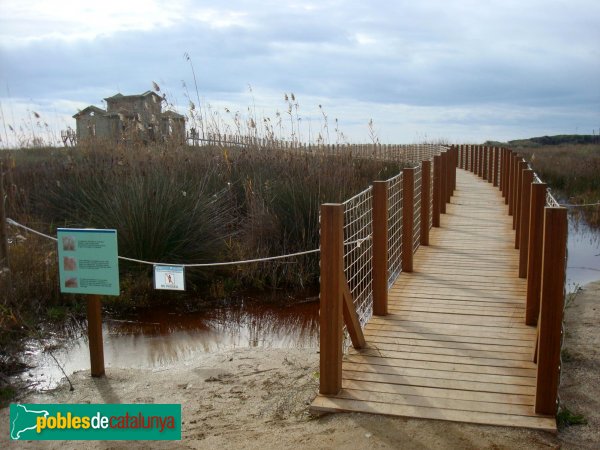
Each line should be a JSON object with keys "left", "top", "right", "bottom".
{"left": 402, "top": 168, "right": 415, "bottom": 272}
{"left": 372, "top": 181, "right": 388, "bottom": 316}
{"left": 319, "top": 203, "right": 344, "bottom": 395}
{"left": 421, "top": 160, "right": 431, "bottom": 245}
{"left": 526, "top": 183, "right": 547, "bottom": 325}
{"left": 535, "top": 207, "right": 567, "bottom": 416}
{"left": 519, "top": 169, "right": 534, "bottom": 278}
{"left": 341, "top": 281, "right": 366, "bottom": 349}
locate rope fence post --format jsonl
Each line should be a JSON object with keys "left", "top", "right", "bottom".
{"left": 421, "top": 160, "right": 431, "bottom": 245}
{"left": 319, "top": 203, "right": 344, "bottom": 395}
{"left": 0, "top": 163, "right": 9, "bottom": 270}
{"left": 535, "top": 206, "right": 567, "bottom": 415}
{"left": 433, "top": 155, "right": 441, "bottom": 227}
{"left": 518, "top": 169, "right": 534, "bottom": 277}
{"left": 526, "top": 183, "right": 547, "bottom": 325}
{"left": 372, "top": 181, "right": 388, "bottom": 316}
{"left": 402, "top": 168, "right": 415, "bottom": 272}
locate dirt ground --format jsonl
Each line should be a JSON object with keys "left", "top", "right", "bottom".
{"left": 1, "top": 280, "right": 598, "bottom": 449}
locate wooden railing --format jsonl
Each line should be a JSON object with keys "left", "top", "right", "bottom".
{"left": 318, "top": 144, "right": 456, "bottom": 395}
{"left": 458, "top": 145, "right": 567, "bottom": 416}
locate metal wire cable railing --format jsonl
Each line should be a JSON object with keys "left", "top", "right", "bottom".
{"left": 412, "top": 166, "right": 422, "bottom": 254}
{"left": 387, "top": 173, "right": 403, "bottom": 288}
{"left": 342, "top": 187, "right": 374, "bottom": 335}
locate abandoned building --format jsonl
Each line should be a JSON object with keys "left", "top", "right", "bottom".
{"left": 73, "top": 91, "right": 186, "bottom": 143}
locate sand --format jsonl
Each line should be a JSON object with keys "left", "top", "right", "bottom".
{"left": 2, "top": 280, "right": 599, "bottom": 449}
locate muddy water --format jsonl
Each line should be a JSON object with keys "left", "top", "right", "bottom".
{"left": 22, "top": 299, "right": 319, "bottom": 390}
{"left": 21, "top": 215, "right": 600, "bottom": 391}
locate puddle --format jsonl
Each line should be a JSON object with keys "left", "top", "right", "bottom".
{"left": 567, "top": 216, "right": 600, "bottom": 291}
{"left": 21, "top": 298, "right": 319, "bottom": 390}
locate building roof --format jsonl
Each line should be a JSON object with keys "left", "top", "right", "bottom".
{"left": 104, "top": 91, "right": 162, "bottom": 102}
{"left": 72, "top": 105, "right": 107, "bottom": 119}
{"left": 162, "top": 110, "right": 185, "bottom": 119}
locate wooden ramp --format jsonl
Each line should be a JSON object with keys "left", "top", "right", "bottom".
{"left": 311, "top": 169, "right": 556, "bottom": 432}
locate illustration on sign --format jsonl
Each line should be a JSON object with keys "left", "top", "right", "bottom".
{"left": 153, "top": 265, "right": 185, "bottom": 291}
{"left": 57, "top": 229, "right": 120, "bottom": 296}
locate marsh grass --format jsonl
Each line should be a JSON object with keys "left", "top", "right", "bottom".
{"left": 505, "top": 143, "right": 600, "bottom": 227}
{"left": 2, "top": 141, "right": 399, "bottom": 300}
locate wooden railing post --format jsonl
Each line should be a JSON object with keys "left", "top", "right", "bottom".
{"left": 487, "top": 147, "right": 493, "bottom": 183}
{"left": 372, "top": 181, "right": 388, "bottom": 316}
{"left": 509, "top": 154, "right": 518, "bottom": 213}
{"left": 526, "top": 183, "right": 547, "bottom": 325}
{"left": 452, "top": 147, "right": 457, "bottom": 191}
{"left": 319, "top": 203, "right": 344, "bottom": 395}
{"left": 421, "top": 160, "right": 431, "bottom": 245}
{"left": 446, "top": 150, "right": 452, "bottom": 203}
{"left": 433, "top": 155, "right": 441, "bottom": 227}
{"left": 514, "top": 160, "right": 528, "bottom": 238}
{"left": 493, "top": 147, "right": 499, "bottom": 187}
{"left": 440, "top": 152, "right": 447, "bottom": 214}
{"left": 402, "top": 168, "right": 415, "bottom": 272}
{"left": 535, "top": 207, "right": 567, "bottom": 415}
{"left": 482, "top": 146, "right": 488, "bottom": 180}
{"left": 518, "top": 169, "right": 534, "bottom": 278}
{"left": 469, "top": 145, "right": 474, "bottom": 173}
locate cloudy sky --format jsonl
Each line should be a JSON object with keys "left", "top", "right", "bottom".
{"left": 0, "top": 0, "right": 599, "bottom": 146}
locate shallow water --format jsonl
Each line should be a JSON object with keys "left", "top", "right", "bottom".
{"left": 21, "top": 299, "right": 319, "bottom": 390}
{"left": 20, "top": 215, "right": 600, "bottom": 390}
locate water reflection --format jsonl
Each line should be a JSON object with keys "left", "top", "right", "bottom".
{"left": 22, "top": 299, "right": 319, "bottom": 390}
{"left": 567, "top": 213, "right": 600, "bottom": 291}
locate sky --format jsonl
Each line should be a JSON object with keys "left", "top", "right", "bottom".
{"left": 0, "top": 0, "right": 599, "bottom": 146}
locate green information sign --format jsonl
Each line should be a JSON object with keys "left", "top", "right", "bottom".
{"left": 57, "top": 228, "right": 120, "bottom": 296}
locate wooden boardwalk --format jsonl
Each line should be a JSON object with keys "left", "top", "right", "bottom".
{"left": 311, "top": 169, "right": 557, "bottom": 431}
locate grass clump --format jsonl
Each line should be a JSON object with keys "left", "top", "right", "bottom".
{"left": 557, "top": 405, "right": 587, "bottom": 429}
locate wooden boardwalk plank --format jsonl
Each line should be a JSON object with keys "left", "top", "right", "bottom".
{"left": 311, "top": 169, "right": 556, "bottom": 431}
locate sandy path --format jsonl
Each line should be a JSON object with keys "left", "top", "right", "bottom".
{"left": 2, "top": 280, "right": 599, "bottom": 449}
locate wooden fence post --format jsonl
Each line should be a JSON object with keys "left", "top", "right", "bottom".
{"left": 433, "top": 155, "right": 441, "bottom": 227}
{"left": 535, "top": 207, "right": 567, "bottom": 415}
{"left": 526, "top": 183, "right": 547, "bottom": 325}
{"left": 402, "top": 168, "right": 415, "bottom": 272}
{"left": 421, "top": 160, "right": 431, "bottom": 245}
{"left": 487, "top": 147, "right": 493, "bottom": 183}
{"left": 519, "top": 170, "right": 534, "bottom": 278}
{"left": 319, "top": 203, "right": 344, "bottom": 395}
{"left": 440, "top": 153, "right": 447, "bottom": 214}
{"left": 87, "top": 295, "right": 105, "bottom": 377}
{"left": 372, "top": 181, "right": 388, "bottom": 316}
{"left": 509, "top": 154, "right": 518, "bottom": 214}
{"left": 514, "top": 160, "right": 528, "bottom": 238}
{"left": 452, "top": 147, "right": 457, "bottom": 191}
{"left": 505, "top": 151, "right": 513, "bottom": 205}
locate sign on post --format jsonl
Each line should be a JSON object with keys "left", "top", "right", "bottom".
{"left": 153, "top": 265, "right": 185, "bottom": 291}
{"left": 56, "top": 228, "right": 119, "bottom": 378}
{"left": 57, "top": 228, "right": 120, "bottom": 296}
